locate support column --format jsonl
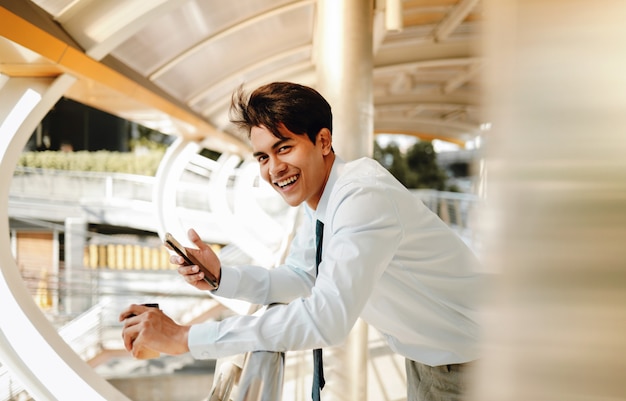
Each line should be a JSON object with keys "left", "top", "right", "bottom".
{"left": 315, "top": 1, "right": 374, "bottom": 400}
{"left": 316, "top": 0, "right": 375, "bottom": 161}
{"left": 64, "top": 217, "right": 90, "bottom": 315}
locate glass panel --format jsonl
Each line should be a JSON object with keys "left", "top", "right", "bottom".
{"left": 111, "top": 0, "right": 298, "bottom": 76}
{"left": 152, "top": 5, "right": 314, "bottom": 101}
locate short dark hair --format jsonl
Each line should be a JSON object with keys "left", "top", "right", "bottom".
{"left": 230, "top": 82, "right": 332, "bottom": 144}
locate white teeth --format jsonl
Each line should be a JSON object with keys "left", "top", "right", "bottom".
{"left": 277, "top": 175, "right": 298, "bottom": 188}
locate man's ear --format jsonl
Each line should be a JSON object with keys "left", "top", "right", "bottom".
{"left": 317, "top": 128, "right": 333, "bottom": 155}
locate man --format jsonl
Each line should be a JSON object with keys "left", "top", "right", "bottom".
{"left": 120, "top": 82, "right": 484, "bottom": 401}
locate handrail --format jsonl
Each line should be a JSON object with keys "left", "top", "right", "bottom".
{"left": 207, "top": 358, "right": 243, "bottom": 401}
{"left": 206, "top": 304, "right": 285, "bottom": 401}
{"left": 235, "top": 351, "right": 285, "bottom": 401}
{"left": 11, "top": 166, "right": 155, "bottom": 203}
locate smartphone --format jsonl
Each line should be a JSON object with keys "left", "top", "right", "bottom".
{"left": 164, "top": 232, "right": 219, "bottom": 290}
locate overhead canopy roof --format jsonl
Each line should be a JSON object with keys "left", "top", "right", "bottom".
{"left": 0, "top": 0, "right": 484, "bottom": 154}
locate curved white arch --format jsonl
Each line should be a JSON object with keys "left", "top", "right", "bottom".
{"left": 153, "top": 136, "right": 203, "bottom": 241}
{"left": 0, "top": 74, "right": 131, "bottom": 400}
{"left": 232, "top": 160, "right": 298, "bottom": 266}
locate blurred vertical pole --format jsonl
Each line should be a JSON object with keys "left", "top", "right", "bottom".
{"left": 315, "top": 1, "right": 373, "bottom": 400}
{"left": 474, "top": 1, "right": 626, "bottom": 400}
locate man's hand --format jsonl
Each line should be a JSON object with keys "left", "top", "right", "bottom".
{"left": 119, "top": 304, "right": 190, "bottom": 357}
{"left": 173, "top": 228, "right": 222, "bottom": 291}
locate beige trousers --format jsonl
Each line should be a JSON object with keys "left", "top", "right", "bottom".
{"left": 405, "top": 359, "right": 474, "bottom": 401}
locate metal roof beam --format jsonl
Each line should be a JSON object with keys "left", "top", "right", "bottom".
{"left": 433, "top": 0, "right": 480, "bottom": 42}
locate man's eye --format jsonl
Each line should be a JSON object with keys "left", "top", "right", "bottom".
{"left": 257, "top": 155, "right": 268, "bottom": 163}
{"left": 278, "top": 146, "right": 291, "bottom": 153}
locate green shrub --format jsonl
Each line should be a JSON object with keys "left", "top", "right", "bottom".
{"left": 17, "top": 150, "right": 165, "bottom": 176}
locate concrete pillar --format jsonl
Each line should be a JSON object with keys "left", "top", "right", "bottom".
{"left": 64, "top": 217, "right": 90, "bottom": 315}
{"left": 315, "top": 1, "right": 374, "bottom": 400}
{"left": 474, "top": 1, "right": 626, "bottom": 401}
{"left": 316, "top": 0, "right": 375, "bottom": 161}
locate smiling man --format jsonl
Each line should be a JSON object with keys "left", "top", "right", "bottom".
{"left": 120, "top": 82, "right": 485, "bottom": 401}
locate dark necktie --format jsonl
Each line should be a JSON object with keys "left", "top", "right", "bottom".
{"left": 312, "top": 219, "right": 325, "bottom": 401}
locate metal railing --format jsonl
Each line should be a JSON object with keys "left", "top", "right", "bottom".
{"left": 207, "top": 304, "right": 285, "bottom": 401}
{"left": 412, "top": 189, "right": 480, "bottom": 250}
{"left": 11, "top": 167, "right": 155, "bottom": 203}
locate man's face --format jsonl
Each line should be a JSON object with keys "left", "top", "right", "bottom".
{"left": 251, "top": 124, "right": 332, "bottom": 210}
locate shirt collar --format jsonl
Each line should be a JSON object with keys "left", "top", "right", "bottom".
{"left": 310, "top": 156, "right": 344, "bottom": 225}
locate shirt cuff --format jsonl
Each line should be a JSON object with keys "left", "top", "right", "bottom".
{"left": 188, "top": 321, "right": 219, "bottom": 359}
{"left": 210, "top": 265, "right": 240, "bottom": 298}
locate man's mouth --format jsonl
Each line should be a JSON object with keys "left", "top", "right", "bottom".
{"left": 275, "top": 174, "right": 299, "bottom": 188}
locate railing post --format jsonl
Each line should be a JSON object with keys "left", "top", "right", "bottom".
{"left": 235, "top": 351, "right": 285, "bottom": 401}
{"left": 453, "top": 199, "right": 462, "bottom": 227}
{"left": 439, "top": 198, "right": 451, "bottom": 225}
{"left": 208, "top": 357, "right": 244, "bottom": 401}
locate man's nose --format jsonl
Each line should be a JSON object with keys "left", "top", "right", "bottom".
{"left": 269, "top": 158, "right": 286, "bottom": 178}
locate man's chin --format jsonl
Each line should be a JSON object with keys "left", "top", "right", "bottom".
{"left": 280, "top": 194, "right": 302, "bottom": 207}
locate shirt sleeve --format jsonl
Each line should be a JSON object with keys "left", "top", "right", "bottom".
{"left": 188, "top": 179, "right": 402, "bottom": 359}
{"left": 211, "top": 213, "right": 317, "bottom": 305}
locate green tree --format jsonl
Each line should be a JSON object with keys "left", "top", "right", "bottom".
{"left": 405, "top": 141, "right": 448, "bottom": 190}
{"left": 373, "top": 140, "right": 449, "bottom": 190}
{"left": 374, "top": 141, "right": 410, "bottom": 186}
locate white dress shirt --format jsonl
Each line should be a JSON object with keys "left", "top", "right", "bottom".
{"left": 188, "top": 157, "right": 485, "bottom": 366}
